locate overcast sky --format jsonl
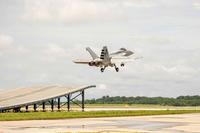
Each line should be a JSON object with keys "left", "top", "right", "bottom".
{"left": 0, "top": 0, "right": 200, "bottom": 98}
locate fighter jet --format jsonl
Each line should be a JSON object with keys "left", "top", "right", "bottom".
{"left": 73, "top": 46, "right": 141, "bottom": 72}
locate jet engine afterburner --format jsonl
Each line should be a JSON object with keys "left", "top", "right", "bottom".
{"left": 88, "top": 61, "right": 101, "bottom": 67}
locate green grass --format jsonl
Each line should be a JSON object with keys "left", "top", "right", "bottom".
{"left": 84, "top": 104, "right": 200, "bottom": 109}
{"left": 85, "top": 104, "right": 162, "bottom": 107}
{"left": 1, "top": 110, "right": 200, "bottom": 121}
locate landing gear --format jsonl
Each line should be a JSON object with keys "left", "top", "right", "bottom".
{"left": 115, "top": 67, "right": 119, "bottom": 72}
{"left": 100, "top": 65, "right": 119, "bottom": 72}
{"left": 100, "top": 66, "right": 106, "bottom": 73}
{"left": 121, "top": 63, "right": 125, "bottom": 67}
{"left": 100, "top": 68, "right": 104, "bottom": 72}
{"left": 114, "top": 64, "right": 119, "bottom": 72}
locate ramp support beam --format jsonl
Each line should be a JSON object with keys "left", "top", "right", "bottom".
{"left": 25, "top": 105, "right": 28, "bottom": 112}
{"left": 51, "top": 99, "right": 54, "bottom": 112}
{"left": 67, "top": 94, "right": 70, "bottom": 112}
{"left": 42, "top": 102, "right": 45, "bottom": 112}
{"left": 58, "top": 98, "right": 60, "bottom": 111}
{"left": 34, "top": 104, "right": 37, "bottom": 112}
{"left": 13, "top": 107, "right": 21, "bottom": 112}
{"left": 82, "top": 90, "right": 85, "bottom": 112}
{"left": 68, "top": 89, "right": 85, "bottom": 112}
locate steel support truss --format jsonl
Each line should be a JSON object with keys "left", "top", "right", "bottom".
{"left": 60, "top": 90, "right": 85, "bottom": 112}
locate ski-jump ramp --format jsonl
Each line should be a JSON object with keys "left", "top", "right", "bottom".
{"left": 0, "top": 85, "right": 96, "bottom": 112}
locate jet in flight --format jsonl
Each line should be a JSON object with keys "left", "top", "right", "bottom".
{"left": 73, "top": 46, "right": 141, "bottom": 72}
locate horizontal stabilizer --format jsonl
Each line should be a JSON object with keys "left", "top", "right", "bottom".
{"left": 73, "top": 60, "right": 90, "bottom": 64}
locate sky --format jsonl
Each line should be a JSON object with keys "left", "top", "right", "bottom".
{"left": 0, "top": 0, "right": 200, "bottom": 98}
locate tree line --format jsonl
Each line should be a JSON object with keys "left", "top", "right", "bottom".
{"left": 84, "top": 95, "right": 200, "bottom": 106}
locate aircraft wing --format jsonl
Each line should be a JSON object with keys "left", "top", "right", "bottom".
{"left": 111, "top": 56, "right": 143, "bottom": 63}
{"left": 73, "top": 60, "right": 90, "bottom": 64}
{"left": 110, "top": 48, "right": 134, "bottom": 57}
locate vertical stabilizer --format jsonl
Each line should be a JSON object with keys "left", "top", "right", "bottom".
{"left": 86, "top": 47, "right": 99, "bottom": 60}
{"left": 100, "top": 46, "right": 110, "bottom": 60}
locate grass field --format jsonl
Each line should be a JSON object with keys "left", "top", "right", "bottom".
{"left": 1, "top": 110, "right": 200, "bottom": 121}
{"left": 85, "top": 104, "right": 200, "bottom": 109}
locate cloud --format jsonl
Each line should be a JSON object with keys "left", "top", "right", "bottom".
{"left": 1, "top": 0, "right": 200, "bottom": 98}
{"left": 0, "top": 34, "right": 14, "bottom": 56}
{"left": 131, "top": 35, "right": 172, "bottom": 45}
{"left": 40, "top": 44, "right": 71, "bottom": 62}
{"left": 43, "top": 44, "right": 68, "bottom": 57}
{"left": 193, "top": 1, "right": 200, "bottom": 10}
{"left": 97, "top": 84, "right": 107, "bottom": 90}
{"left": 122, "top": 0, "right": 157, "bottom": 8}
{"left": 21, "top": 0, "right": 157, "bottom": 23}
{"left": 0, "top": 34, "right": 29, "bottom": 57}
{"left": 0, "top": 34, "right": 13, "bottom": 50}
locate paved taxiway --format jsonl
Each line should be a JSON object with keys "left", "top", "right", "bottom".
{"left": 0, "top": 113, "right": 200, "bottom": 133}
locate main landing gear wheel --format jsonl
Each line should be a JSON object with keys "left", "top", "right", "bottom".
{"left": 113, "top": 64, "right": 119, "bottom": 72}
{"left": 100, "top": 68, "right": 104, "bottom": 72}
{"left": 115, "top": 67, "right": 119, "bottom": 72}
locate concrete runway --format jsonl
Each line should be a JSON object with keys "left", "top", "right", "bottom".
{"left": 1, "top": 113, "right": 200, "bottom": 133}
